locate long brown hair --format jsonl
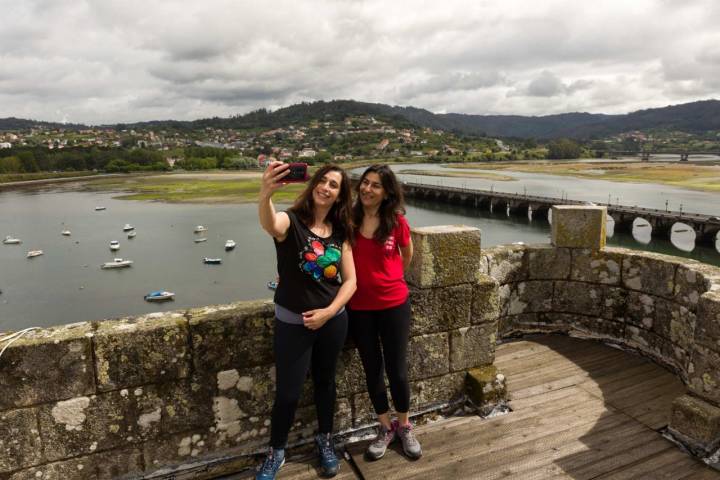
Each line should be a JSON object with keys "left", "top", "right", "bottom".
{"left": 290, "top": 164, "right": 353, "bottom": 240}
{"left": 352, "top": 164, "right": 406, "bottom": 243}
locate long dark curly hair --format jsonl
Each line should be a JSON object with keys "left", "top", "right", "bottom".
{"left": 352, "top": 164, "right": 406, "bottom": 243}
{"left": 290, "top": 164, "right": 353, "bottom": 240}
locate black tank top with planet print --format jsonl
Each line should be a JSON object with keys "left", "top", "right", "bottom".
{"left": 273, "top": 210, "right": 345, "bottom": 314}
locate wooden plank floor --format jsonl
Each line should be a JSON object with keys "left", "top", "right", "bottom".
{"left": 230, "top": 335, "right": 719, "bottom": 479}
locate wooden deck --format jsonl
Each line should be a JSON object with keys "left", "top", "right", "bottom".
{"left": 230, "top": 335, "right": 720, "bottom": 479}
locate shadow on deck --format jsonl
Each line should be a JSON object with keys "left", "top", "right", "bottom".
{"left": 230, "top": 335, "right": 720, "bottom": 479}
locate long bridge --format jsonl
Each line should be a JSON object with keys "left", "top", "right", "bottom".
{"left": 403, "top": 182, "right": 720, "bottom": 246}
{"left": 596, "top": 150, "right": 720, "bottom": 161}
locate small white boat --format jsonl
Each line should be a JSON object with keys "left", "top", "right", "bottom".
{"left": 127, "top": 231, "right": 137, "bottom": 239}
{"left": 203, "top": 257, "right": 222, "bottom": 264}
{"left": 225, "top": 240, "right": 236, "bottom": 251}
{"left": 3, "top": 236, "right": 21, "bottom": 245}
{"left": 194, "top": 225, "right": 208, "bottom": 233}
{"left": 267, "top": 280, "right": 278, "bottom": 290}
{"left": 27, "top": 250, "right": 44, "bottom": 258}
{"left": 95, "top": 206, "right": 106, "bottom": 211}
{"left": 109, "top": 240, "right": 120, "bottom": 251}
{"left": 123, "top": 224, "right": 135, "bottom": 232}
{"left": 194, "top": 237, "right": 208, "bottom": 243}
{"left": 144, "top": 290, "right": 175, "bottom": 302}
{"left": 61, "top": 230, "right": 71, "bottom": 236}
{"left": 101, "top": 258, "right": 133, "bottom": 269}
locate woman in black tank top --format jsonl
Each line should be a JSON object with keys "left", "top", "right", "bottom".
{"left": 255, "top": 161, "right": 356, "bottom": 480}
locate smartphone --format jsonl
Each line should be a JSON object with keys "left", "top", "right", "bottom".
{"left": 283, "top": 162, "right": 309, "bottom": 183}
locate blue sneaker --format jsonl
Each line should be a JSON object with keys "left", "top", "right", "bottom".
{"left": 315, "top": 433, "right": 339, "bottom": 477}
{"left": 255, "top": 448, "right": 285, "bottom": 480}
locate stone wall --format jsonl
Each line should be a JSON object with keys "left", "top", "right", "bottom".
{"left": 0, "top": 225, "right": 499, "bottom": 480}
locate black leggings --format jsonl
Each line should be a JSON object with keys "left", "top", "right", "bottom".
{"left": 348, "top": 299, "right": 411, "bottom": 415}
{"left": 270, "top": 311, "right": 348, "bottom": 448}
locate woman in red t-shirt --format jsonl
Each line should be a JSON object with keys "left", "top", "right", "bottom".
{"left": 348, "top": 164, "right": 422, "bottom": 461}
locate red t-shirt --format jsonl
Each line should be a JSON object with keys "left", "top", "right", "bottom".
{"left": 349, "top": 214, "right": 410, "bottom": 311}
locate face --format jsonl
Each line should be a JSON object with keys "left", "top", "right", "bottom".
{"left": 312, "top": 170, "right": 343, "bottom": 209}
{"left": 359, "top": 172, "right": 386, "bottom": 209}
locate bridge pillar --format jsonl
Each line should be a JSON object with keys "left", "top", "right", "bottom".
{"left": 641, "top": 152, "right": 651, "bottom": 162}
{"left": 681, "top": 153, "right": 689, "bottom": 161}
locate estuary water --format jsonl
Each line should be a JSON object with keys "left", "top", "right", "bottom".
{"left": 1, "top": 172, "right": 719, "bottom": 331}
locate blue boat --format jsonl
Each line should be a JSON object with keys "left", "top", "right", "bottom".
{"left": 144, "top": 291, "right": 175, "bottom": 302}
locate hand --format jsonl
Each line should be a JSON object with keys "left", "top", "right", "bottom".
{"left": 302, "top": 308, "right": 334, "bottom": 330}
{"left": 259, "top": 161, "right": 290, "bottom": 198}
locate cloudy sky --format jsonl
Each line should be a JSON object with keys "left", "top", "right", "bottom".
{"left": 1, "top": 0, "right": 719, "bottom": 125}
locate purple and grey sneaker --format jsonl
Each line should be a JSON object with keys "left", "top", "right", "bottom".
{"left": 366, "top": 423, "right": 396, "bottom": 460}
{"left": 395, "top": 421, "right": 422, "bottom": 459}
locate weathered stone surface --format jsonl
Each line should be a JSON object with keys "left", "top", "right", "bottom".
{"left": 484, "top": 245, "right": 527, "bottom": 284}
{"left": 689, "top": 345, "right": 720, "bottom": 404}
{"left": 508, "top": 281, "right": 554, "bottom": 315}
{"left": 499, "top": 313, "right": 572, "bottom": 337}
{"left": 497, "top": 284, "right": 512, "bottom": 317}
{"left": 553, "top": 281, "right": 603, "bottom": 317}
{"left": 625, "top": 291, "right": 656, "bottom": 330}
{"left": 449, "top": 324, "right": 495, "bottom": 371}
{"left": 410, "top": 373, "right": 465, "bottom": 412}
{"left": 527, "top": 245, "right": 571, "bottom": 280}
{"left": 136, "top": 379, "right": 215, "bottom": 438}
{"left": 0, "top": 407, "right": 42, "bottom": 472}
{"left": 214, "top": 365, "right": 275, "bottom": 417}
{"left": 8, "top": 448, "right": 144, "bottom": 480}
{"left": 655, "top": 299, "right": 696, "bottom": 350}
{"left": 337, "top": 348, "right": 367, "bottom": 397}
{"left": 351, "top": 392, "right": 376, "bottom": 428}
{"left": 406, "top": 225, "right": 482, "bottom": 288}
{"left": 674, "top": 262, "right": 720, "bottom": 311}
{"left": 669, "top": 394, "right": 720, "bottom": 453}
{"left": 466, "top": 366, "right": 507, "bottom": 406}
{"left": 409, "top": 284, "right": 473, "bottom": 335}
{"left": 696, "top": 291, "right": 720, "bottom": 352}
{"left": 599, "top": 286, "right": 628, "bottom": 322}
{"left": 189, "top": 301, "right": 274, "bottom": 374}
{"left": 142, "top": 431, "right": 219, "bottom": 474}
{"left": 471, "top": 275, "right": 499, "bottom": 325}
{"left": 622, "top": 252, "right": 680, "bottom": 298}
{"left": 407, "top": 333, "right": 449, "bottom": 381}
{"left": 551, "top": 206, "right": 606, "bottom": 250}
{"left": 570, "top": 249, "right": 623, "bottom": 285}
{"left": 0, "top": 323, "right": 94, "bottom": 410}
{"left": 558, "top": 314, "right": 625, "bottom": 339}
{"left": 94, "top": 311, "right": 190, "bottom": 391}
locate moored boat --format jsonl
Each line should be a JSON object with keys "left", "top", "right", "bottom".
{"left": 127, "top": 231, "right": 137, "bottom": 239}
{"left": 203, "top": 257, "right": 222, "bottom": 264}
{"left": 144, "top": 290, "right": 175, "bottom": 302}
{"left": 95, "top": 206, "right": 106, "bottom": 211}
{"left": 123, "top": 224, "right": 135, "bottom": 232}
{"left": 101, "top": 258, "right": 133, "bottom": 269}
{"left": 194, "top": 237, "right": 207, "bottom": 243}
{"left": 267, "top": 280, "right": 278, "bottom": 290}
{"left": 27, "top": 250, "right": 44, "bottom": 258}
{"left": 3, "top": 236, "right": 21, "bottom": 245}
{"left": 109, "top": 240, "right": 120, "bottom": 251}
{"left": 194, "top": 225, "right": 208, "bottom": 233}
{"left": 224, "top": 240, "right": 236, "bottom": 251}
{"left": 61, "top": 230, "right": 71, "bottom": 236}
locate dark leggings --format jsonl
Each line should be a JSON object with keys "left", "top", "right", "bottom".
{"left": 348, "top": 299, "right": 411, "bottom": 415}
{"left": 270, "top": 311, "right": 348, "bottom": 448}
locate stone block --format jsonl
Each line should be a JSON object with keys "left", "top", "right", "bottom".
{"left": 570, "top": 249, "right": 623, "bottom": 285}
{"left": 337, "top": 348, "right": 367, "bottom": 397}
{"left": 449, "top": 324, "right": 495, "bottom": 371}
{"left": 553, "top": 281, "right": 603, "bottom": 317}
{"left": 599, "top": 286, "right": 628, "bottom": 321}
{"left": 696, "top": 291, "right": 720, "bottom": 352}
{"left": 0, "top": 323, "right": 94, "bottom": 410}
{"left": 94, "top": 311, "right": 190, "bottom": 391}
{"left": 508, "top": 281, "right": 554, "bottom": 315}
{"left": 9, "top": 448, "right": 144, "bottom": 480}
{"left": 214, "top": 364, "right": 276, "bottom": 417}
{"left": 410, "top": 373, "right": 465, "bottom": 412}
{"left": 655, "top": 299, "right": 695, "bottom": 350}
{"left": 674, "top": 262, "right": 720, "bottom": 311}
{"left": 527, "top": 245, "right": 571, "bottom": 280}
{"left": 484, "top": 245, "right": 527, "bottom": 284}
{"left": 560, "top": 314, "right": 625, "bottom": 339}
{"left": 466, "top": 366, "right": 507, "bottom": 406}
{"left": 669, "top": 394, "right": 720, "bottom": 454}
{"left": 406, "top": 225, "right": 482, "bottom": 288}
{"left": 500, "top": 313, "right": 572, "bottom": 337}
{"left": 689, "top": 345, "right": 720, "bottom": 404}
{"left": 551, "top": 205, "right": 606, "bottom": 250}
{"left": 351, "top": 392, "right": 376, "bottom": 428}
{"left": 188, "top": 301, "right": 275, "bottom": 374}
{"left": 0, "top": 407, "right": 42, "bottom": 472}
{"left": 497, "top": 284, "right": 512, "bottom": 317}
{"left": 136, "top": 378, "right": 215, "bottom": 438}
{"left": 471, "top": 274, "right": 500, "bottom": 325}
{"left": 622, "top": 252, "right": 680, "bottom": 298}
{"left": 407, "top": 333, "right": 449, "bottom": 381}
{"left": 409, "top": 284, "right": 472, "bottom": 335}
{"left": 625, "top": 291, "right": 656, "bottom": 330}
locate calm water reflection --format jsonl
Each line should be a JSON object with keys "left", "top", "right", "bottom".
{"left": 1, "top": 182, "right": 719, "bottom": 330}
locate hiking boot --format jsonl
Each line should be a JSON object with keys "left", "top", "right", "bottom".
{"left": 395, "top": 421, "right": 422, "bottom": 459}
{"left": 365, "top": 422, "right": 396, "bottom": 460}
{"left": 255, "top": 448, "right": 285, "bottom": 480}
{"left": 315, "top": 433, "right": 340, "bottom": 477}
